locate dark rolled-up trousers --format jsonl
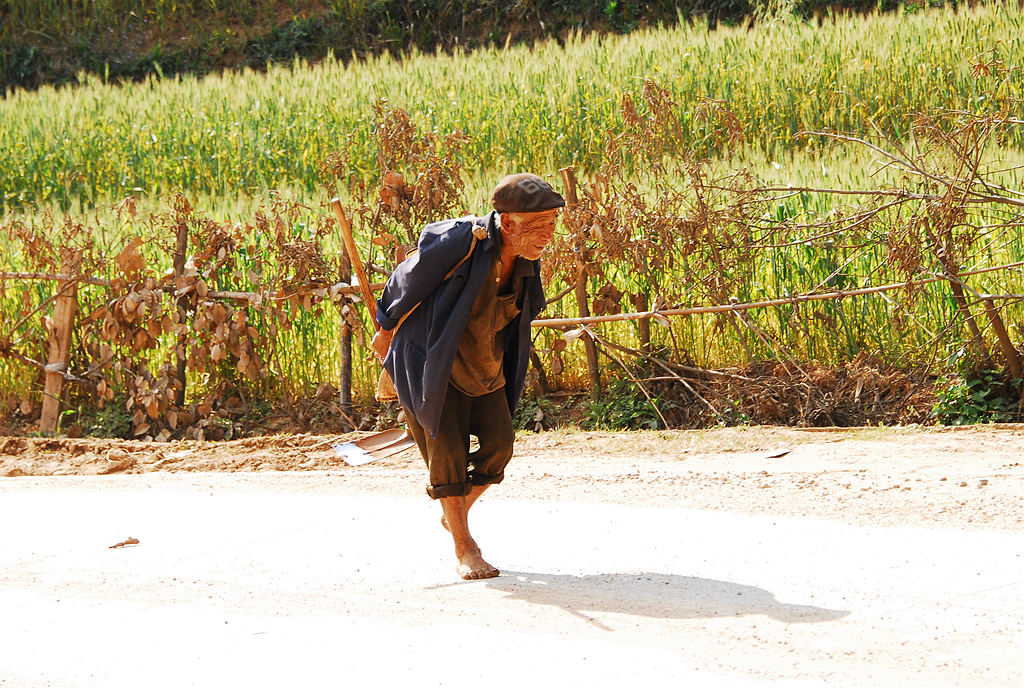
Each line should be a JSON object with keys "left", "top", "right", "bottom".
{"left": 405, "top": 383, "right": 515, "bottom": 500}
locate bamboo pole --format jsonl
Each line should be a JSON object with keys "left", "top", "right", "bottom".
{"left": 331, "top": 199, "right": 378, "bottom": 324}
{"left": 0, "top": 272, "right": 385, "bottom": 302}
{"left": 530, "top": 268, "right": 1024, "bottom": 328}
{"left": 330, "top": 197, "right": 399, "bottom": 403}
{"left": 4, "top": 263, "right": 1021, "bottom": 334}
{"left": 0, "top": 271, "right": 111, "bottom": 286}
{"left": 5, "top": 260, "right": 1016, "bottom": 309}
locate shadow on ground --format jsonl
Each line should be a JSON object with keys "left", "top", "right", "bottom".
{"left": 483, "top": 571, "right": 849, "bottom": 628}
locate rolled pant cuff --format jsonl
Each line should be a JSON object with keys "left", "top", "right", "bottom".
{"left": 425, "top": 482, "right": 473, "bottom": 500}
{"left": 470, "top": 472, "right": 504, "bottom": 487}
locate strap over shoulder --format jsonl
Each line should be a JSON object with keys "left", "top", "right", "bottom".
{"left": 444, "top": 233, "right": 480, "bottom": 279}
{"left": 390, "top": 222, "right": 484, "bottom": 334}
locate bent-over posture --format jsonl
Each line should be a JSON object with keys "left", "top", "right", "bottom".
{"left": 372, "top": 173, "right": 564, "bottom": 579}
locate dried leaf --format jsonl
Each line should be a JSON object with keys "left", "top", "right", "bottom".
{"left": 115, "top": 238, "right": 146, "bottom": 280}
{"left": 551, "top": 353, "right": 564, "bottom": 376}
{"left": 132, "top": 329, "right": 149, "bottom": 353}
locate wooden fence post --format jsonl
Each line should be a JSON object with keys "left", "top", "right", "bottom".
{"left": 172, "top": 218, "right": 189, "bottom": 407}
{"left": 635, "top": 292, "right": 651, "bottom": 353}
{"left": 338, "top": 248, "right": 354, "bottom": 432}
{"left": 560, "top": 167, "right": 602, "bottom": 399}
{"left": 39, "top": 250, "right": 81, "bottom": 434}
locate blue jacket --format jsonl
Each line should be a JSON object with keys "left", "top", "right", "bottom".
{"left": 376, "top": 211, "right": 545, "bottom": 437}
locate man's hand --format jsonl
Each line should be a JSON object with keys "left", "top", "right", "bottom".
{"left": 371, "top": 328, "right": 394, "bottom": 361}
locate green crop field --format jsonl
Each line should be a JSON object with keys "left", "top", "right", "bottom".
{"left": 1, "top": 3, "right": 1021, "bottom": 213}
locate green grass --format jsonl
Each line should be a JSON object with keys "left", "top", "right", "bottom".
{"left": 2, "top": 3, "right": 1022, "bottom": 214}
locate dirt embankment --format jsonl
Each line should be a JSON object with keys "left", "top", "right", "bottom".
{"left": 3, "top": 424, "right": 1023, "bottom": 532}
{"left": 0, "top": 433, "right": 342, "bottom": 477}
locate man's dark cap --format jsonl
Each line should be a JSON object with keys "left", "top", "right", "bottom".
{"left": 491, "top": 173, "right": 565, "bottom": 214}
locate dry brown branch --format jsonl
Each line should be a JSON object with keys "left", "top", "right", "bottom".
{"left": 591, "top": 333, "right": 728, "bottom": 421}
{"left": 589, "top": 330, "right": 672, "bottom": 427}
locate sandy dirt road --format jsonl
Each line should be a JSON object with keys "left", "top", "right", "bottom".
{"left": 2, "top": 425, "right": 1023, "bottom": 686}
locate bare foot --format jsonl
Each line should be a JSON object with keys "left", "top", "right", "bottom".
{"left": 457, "top": 549, "right": 499, "bottom": 580}
{"left": 439, "top": 491, "right": 498, "bottom": 580}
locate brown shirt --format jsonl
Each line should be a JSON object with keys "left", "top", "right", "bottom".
{"left": 449, "top": 252, "right": 533, "bottom": 397}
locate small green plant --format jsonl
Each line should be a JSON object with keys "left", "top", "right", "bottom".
{"left": 931, "top": 370, "right": 1021, "bottom": 425}
{"left": 718, "top": 398, "right": 752, "bottom": 427}
{"left": 583, "top": 378, "right": 664, "bottom": 431}
{"left": 603, "top": 0, "right": 639, "bottom": 32}
{"left": 513, "top": 394, "right": 558, "bottom": 432}
{"left": 373, "top": 402, "right": 401, "bottom": 431}
{"left": 78, "top": 401, "right": 132, "bottom": 438}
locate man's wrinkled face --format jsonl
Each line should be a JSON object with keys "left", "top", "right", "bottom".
{"left": 504, "top": 209, "right": 559, "bottom": 260}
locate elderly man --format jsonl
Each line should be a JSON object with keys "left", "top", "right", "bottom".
{"left": 371, "top": 173, "right": 564, "bottom": 580}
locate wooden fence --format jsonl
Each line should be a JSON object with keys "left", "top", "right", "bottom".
{"left": 3, "top": 252, "right": 1023, "bottom": 434}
